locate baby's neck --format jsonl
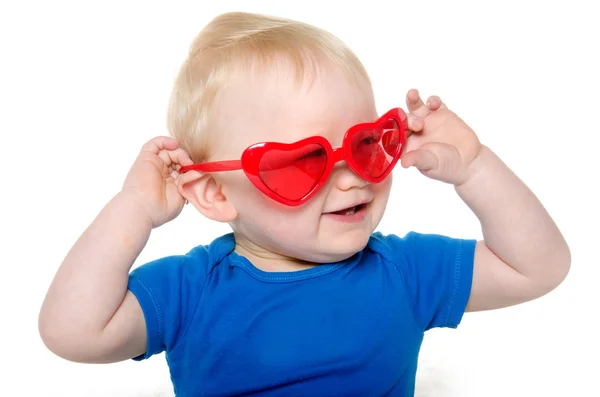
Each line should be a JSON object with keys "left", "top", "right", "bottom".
{"left": 233, "top": 237, "right": 317, "bottom": 273}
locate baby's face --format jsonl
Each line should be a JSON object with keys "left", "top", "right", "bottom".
{"left": 210, "top": 62, "right": 393, "bottom": 263}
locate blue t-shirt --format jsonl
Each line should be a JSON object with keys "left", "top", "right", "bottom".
{"left": 128, "top": 231, "right": 476, "bottom": 396}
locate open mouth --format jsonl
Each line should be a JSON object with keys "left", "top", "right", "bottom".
{"left": 330, "top": 203, "right": 366, "bottom": 216}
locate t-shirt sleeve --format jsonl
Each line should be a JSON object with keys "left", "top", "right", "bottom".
{"left": 127, "top": 247, "right": 209, "bottom": 360}
{"left": 381, "top": 231, "right": 476, "bottom": 331}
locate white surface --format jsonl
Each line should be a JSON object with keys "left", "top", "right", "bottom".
{"left": 1, "top": 0, "right": 598, "bottom": 396}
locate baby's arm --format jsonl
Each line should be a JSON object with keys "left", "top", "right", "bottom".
{"left": 403, "top": 90, "right": 570, "bottom": 312}
{"left": 456, "top": 146, "right": 571, "bottom": 311}
{"left": 38, "top": 137, "right": 192, "bottom": 363}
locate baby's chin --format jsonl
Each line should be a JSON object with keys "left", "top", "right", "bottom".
{"left": 279, "top": 232, "right": 372, "bottom": 264}
{"left": 322, "top": 236, "right": 372, "bottom": 263}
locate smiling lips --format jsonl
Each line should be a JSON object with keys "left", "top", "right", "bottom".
{"left": 323, "top": 202, "right": 369, "bottom": 223}
{"left": 331, "top": 204, "right": 362, "bottom": 216}
{"left": 325, "top": 199, "right": 371, "bottom": 217}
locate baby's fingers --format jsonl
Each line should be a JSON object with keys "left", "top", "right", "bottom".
{"left": 140, "top": 136, "right": 179, "bottom": 155}
{"left": 400, "top": 147, "right": 439, "bottom": 171}
{"left": 406, "top": 89, "right": 431, "bottom": 119}
{"left": 401, "top": 142, "right": 465, "bottom": 184}
{"left": 407, "top": 114, "right": 424, "bottom": 134}
{"left": 426, "top": 95, "right": 447, "bottom": 111}
{"left": 158, "top": 148, "right": 193, "bottom": 173}
{"left": 172, "top": 148, "right": 194, "bottom": 168}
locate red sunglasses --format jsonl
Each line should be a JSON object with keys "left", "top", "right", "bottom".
{"left": 179, "top": 108, "right": 408, "bottom": 206}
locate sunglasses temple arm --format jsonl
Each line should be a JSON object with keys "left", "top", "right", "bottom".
{"left": 179, "top": 160, "right": 242, "bottom": 173}
{"left": 179, "top": 157, "right": 311, "bottom": 174}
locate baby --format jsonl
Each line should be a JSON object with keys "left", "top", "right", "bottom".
{"left": 38, "top": 11, "right": 571, "bottom": 396}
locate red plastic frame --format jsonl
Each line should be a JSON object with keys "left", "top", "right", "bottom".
{"left": 179, "top": 107, "right": 408, "bottom": 206}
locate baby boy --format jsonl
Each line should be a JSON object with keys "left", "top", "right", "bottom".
{"left": 39, "top": 11, "right": 570, "bottom": 397}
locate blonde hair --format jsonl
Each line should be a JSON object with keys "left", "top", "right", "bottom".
{"left": 167, "top": 12, "right": 372, "bottom": 162}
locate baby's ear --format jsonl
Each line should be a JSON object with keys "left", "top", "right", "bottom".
{"left": 177, "top": 171, "right": 238, "bottom": 222}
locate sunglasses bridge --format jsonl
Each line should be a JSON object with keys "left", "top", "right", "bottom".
{"left": 331, "top": 147, "right": 345, "bottom": 163}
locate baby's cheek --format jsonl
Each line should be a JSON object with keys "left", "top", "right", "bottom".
{"left": 261, "top": 208, "right": 320, "bottom": 242}
{"left": 244, "top": 210, "right": 319, "bottom": 257}
{"left": 227, "top": 179, "right": 268, "bottom": 210}
{"left": 371, "top": 177, "right": 393, "bottom": 216}
{"left": 376, "top": 174, "right": 393, "bottom": 195}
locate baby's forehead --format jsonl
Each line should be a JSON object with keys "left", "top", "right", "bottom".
{"left": 210, "top": 64, "right": 376, "bottom": 157}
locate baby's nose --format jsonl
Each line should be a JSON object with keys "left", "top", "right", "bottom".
{"left": 332, "top": 163, "right": 369, "bottom": 191}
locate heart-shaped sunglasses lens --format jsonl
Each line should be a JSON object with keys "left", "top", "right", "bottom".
{"left": 349, "top": 118, "right": 401, "bottom": 179}
{"left": 258, "top": 143, "right": 328, "bottom": 201}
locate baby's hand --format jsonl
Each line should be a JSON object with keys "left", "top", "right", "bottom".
{"left": 121, "top": 136, "right": 193, "bottom": 228}
{"left": 401, "top": 89, "right": 482, "bottom": 186}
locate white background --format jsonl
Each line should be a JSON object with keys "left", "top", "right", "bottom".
{"left": 1, "top": 0, "right": 598, "bottom": 396}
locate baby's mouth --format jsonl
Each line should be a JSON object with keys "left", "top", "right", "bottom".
{"left": 329, "top": 203, "right": 365, "bottom": 216}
